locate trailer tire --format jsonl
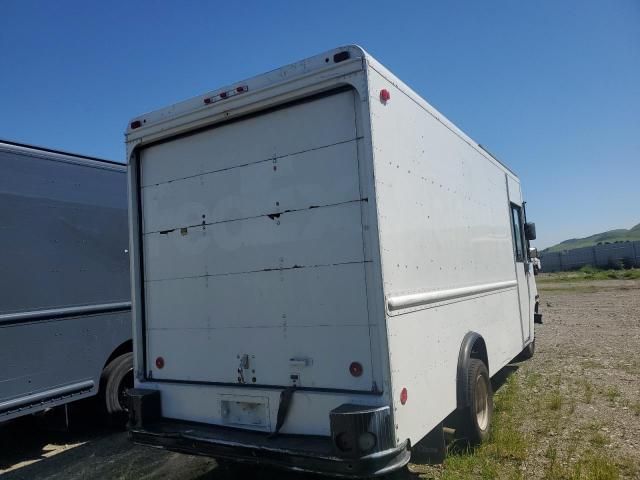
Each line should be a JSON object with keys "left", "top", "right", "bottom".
{"left": 100, "top": 352, "right": 133, "bottom": 416}
{"left": 458, "top": 359, "right": 493, "bottom": 445}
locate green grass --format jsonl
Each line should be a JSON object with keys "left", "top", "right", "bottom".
{"left": 582, "top": 380, "right": 594, "bottom": 404}
{"left": 542, "top": 448, "right": 620, "bottom": 480}
{"left": 546, "top": 391, "right": 563, "bottom": 411}
{"left": 537, "top": 267, "right": 640, "bottom": 283}
{"left": 604, "top": 386, "right": 620, "bottom": 404}
{"left": 412, "top": 368, "right": 631, "bottom": 479}
{"left": 589, "top": 432, "right": 608, "bottom": 447}
{"left": 419, "top": 374, "right": 527, "bottom": 479}
{"left": 580, "top": 452, "right": 620, "bottom": 480}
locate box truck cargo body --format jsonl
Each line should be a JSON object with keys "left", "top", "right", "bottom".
{"left": 0, "top": 140, "right": 132, "bottom": 422}
{"left": 126, "top": 46, "right": 539, "bottom": 476}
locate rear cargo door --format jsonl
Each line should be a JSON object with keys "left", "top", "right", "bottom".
{"left": 138, "top": 89, "right": 373, "bottom": 392}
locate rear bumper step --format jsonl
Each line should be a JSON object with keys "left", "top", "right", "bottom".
{"left": 130, "top": 419, "right": 410, "bottom": 478}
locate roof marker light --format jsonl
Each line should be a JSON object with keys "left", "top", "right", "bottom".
{"left": 380, "top": 89, "right": 391, "bottom": 104}
{"left": 130, "top": 120, "right": 142, "bottom": 129}
{"left": 203, "top": 85, "right": 249, "bottom": 106}
{"left": 333, "top": 51, "right": 350, "bottom": 63}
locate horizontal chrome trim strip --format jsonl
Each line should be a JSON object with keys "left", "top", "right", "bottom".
{"left": 387, "top": 280, "right": 517, "bottom": 312}
{"left": 0, "top": 380, "right": 95, "bottom": 412}
{"left": 0, "top": 301, "right": 132, "bottom": 325}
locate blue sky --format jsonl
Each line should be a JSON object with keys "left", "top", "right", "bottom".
{"left": 1, "top": 1, "right": 638, "bottom": 249}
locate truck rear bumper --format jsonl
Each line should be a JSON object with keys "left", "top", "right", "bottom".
{"left": 130, "top": 419, "right": 410, "bottom": 478}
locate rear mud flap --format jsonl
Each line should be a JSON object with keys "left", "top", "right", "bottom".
{"left": 410, "top": 422, "right": 445, "bottom": 464}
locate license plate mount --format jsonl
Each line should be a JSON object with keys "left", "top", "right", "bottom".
{"left": 220, "top": 395, "right": 270, "bottom": 430}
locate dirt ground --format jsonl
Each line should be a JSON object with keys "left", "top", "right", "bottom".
{"left": 1, "top": 278, "right": 639, "bottom": 479}
{"left": 516, "top": 278, "right": 640, "bottom": 478}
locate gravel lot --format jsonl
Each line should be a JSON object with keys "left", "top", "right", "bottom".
{"left": 2, "top": 278, "right": 639, "bottom": 479}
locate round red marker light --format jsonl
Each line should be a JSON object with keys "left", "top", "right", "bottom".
{"left": 349, "top": 362, "right": 363, "bottom": 377}
{"left": 380, "top": 89, "right": 391, "bottom": 103}
{"left": 155, "top": 356, "right": 165, "bottom": 369}
{"left": 400, "top": 387, "right": 408, "bottom": 405}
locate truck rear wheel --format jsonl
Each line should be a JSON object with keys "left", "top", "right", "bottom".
{"left": 100, "top": 352, "right": 133, "bottom": 415}
{"left": 457, "top": 359, "right": 493, "bottom": 444}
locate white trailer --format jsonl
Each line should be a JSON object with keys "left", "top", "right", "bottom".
{"left": 126, "top": 46, "right": 539, "bottom": 477}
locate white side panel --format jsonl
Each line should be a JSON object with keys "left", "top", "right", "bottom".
{"left": 384, "top": 291, "right": 520, "bottom": 442}
{"left": 367, "top": 66, "right": 525, "bottom": 445}
{"left": 370, "top": 99, "right": 515, "bottom": 295}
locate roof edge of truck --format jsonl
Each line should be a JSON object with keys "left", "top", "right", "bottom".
{"left": 0, "top": 138, "right": 124, "bottom": 169}
{"left": 124, "top": 45, "right": 518, "bottom": 179}
{"left": 125, "top": 45, "right": 368, "bottom": 140}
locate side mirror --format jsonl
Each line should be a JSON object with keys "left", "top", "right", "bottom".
{"left": 524, "top": 222, "right": 536, "bottom": 241}
{"left": 529, "top": 247, "right": 538, "bottom": 259}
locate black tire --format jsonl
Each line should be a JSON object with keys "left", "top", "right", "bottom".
{"left": 457, "top": 359, "right": 493, "bottom": 445}
{"left": 100, "top": 352, "right": 133, "bottom": 416}
{"left": 518, "top": 340, "right": 535, "bottom": 361}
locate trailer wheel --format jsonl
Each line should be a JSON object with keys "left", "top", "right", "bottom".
{"left": 518, "top": 340, "right": 535, "bottom": 360}
{"left": 100, "top": 352, "right": 133, "bottom": 415}
{"left": 458, "top": 359, "right": 493, "bottom": 444}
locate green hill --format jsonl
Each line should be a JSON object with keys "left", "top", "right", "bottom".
{"left": 543, "top": 223, "right": 640, "bottom": 253}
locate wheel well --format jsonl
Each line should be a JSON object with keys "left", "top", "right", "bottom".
{"left": 456, "top": 332, "right": 489, "bottom": 409}
{"left": 470, "top": 337, "right": 489, "bottom": 372}
{"left": 103, "top": 340, "right": 133, "bottom": 370}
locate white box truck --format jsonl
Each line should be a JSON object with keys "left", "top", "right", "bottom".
{"left": 125, "top": 46, "right": 540, "bottom": 477}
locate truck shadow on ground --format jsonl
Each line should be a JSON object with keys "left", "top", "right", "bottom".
{"left": 0, "top": 402, "right": 123, "bottom": 478}
{"left": 491, "top": 363, "right": 519, "bottom": 392}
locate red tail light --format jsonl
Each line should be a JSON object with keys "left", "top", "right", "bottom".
{"left": 155, "top": 357, "right": 165, "bottom": 369}
{"left": 400, "top": 387, "right": 408, "bottom": 405}
{"left": 349, "top": 362, "right": 363, "bottom": 377}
